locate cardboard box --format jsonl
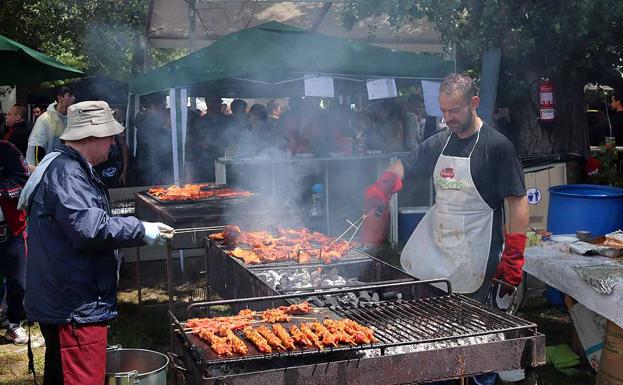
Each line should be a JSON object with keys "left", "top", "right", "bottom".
{"left": 505, "top": 162, "right": 567, "bottom": 230}
{"left": 569, "top": 303, "right": 606, "bottom": 370}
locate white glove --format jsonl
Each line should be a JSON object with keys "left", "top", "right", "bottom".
{"left": 142, "top": 222, "right": 174, "bottom": 246}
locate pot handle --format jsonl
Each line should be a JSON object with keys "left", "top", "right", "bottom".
{"left": 167, "top": 352, "right": 190, "bottom": 373}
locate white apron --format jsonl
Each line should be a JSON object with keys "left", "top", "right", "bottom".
{"left": 400, "top": 129, "right": 494, "bottom": 294}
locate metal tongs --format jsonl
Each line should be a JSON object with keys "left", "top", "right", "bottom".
{"left": 329, "top": 213, "right": 368, "bottom": 248}
{"left": 161, "top": 226, "right": 225, "bottom": 245}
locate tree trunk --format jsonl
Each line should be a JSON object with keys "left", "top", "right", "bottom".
{"left": 513, "top": 73, "right": 589, "bottom": 158}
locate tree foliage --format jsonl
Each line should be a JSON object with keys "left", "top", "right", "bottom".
{"left": 341, "top": 1, "right": 623, "bottom": 155}
{"left": 0, "top": 0, "right": 183, "bottom": 80}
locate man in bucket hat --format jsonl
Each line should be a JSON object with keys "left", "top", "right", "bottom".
{"left": 19, "top": 101, "right": 174, "bottom": 385}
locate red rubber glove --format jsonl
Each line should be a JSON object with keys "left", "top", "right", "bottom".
{"left": 494, "top": 233, "right": 527, "bottom": 287}
{"left": 363, "top": 171, "right": 403, "bottom": 213}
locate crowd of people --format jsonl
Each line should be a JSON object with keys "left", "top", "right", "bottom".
{"left": 133, "top": 92, "right": 445, "bottom": 184}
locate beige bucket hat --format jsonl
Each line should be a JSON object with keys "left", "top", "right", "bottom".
{"left": 60, "top": 101, "right": 124, "bottom": 141}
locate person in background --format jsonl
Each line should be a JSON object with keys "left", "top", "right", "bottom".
{"left": 0, "top": 140, "right": 30, "bottom": 345}
{"left": 2, "top": 104, "right": 31, "bottom": 155}
{"left": 401, "top": 99, "right": 423, "bottom": 151}
{"left": 19, "top": 101, "right": 173, "bottom": 385}
{"left": 32, "top": 105, "right": 44, "bottom": 122}
{"left": 267, "top": 99, "right": 282, "bottom": 131}
{"left": 407, "top": 93, "right": 443, "bottom": 141}
{"left": 230, "top": 99, "right": 249, "bottom": 131}
{"left": 185, "top": 96, "right": 231, "bottom": 182}
{"left": 607, "top": 89, "right": 623, "bottom": 145}
{"left": 135, "top": 94, "right": 172, "bottom": 185}
{"left": 280, "top": 97, "right": 309, "bottom": 155}
{"left": 364, "top": 74, "right": 527, "bottom": 385}
{"left": 371, "top": 99, "right": 405, "bottom": 153}
{"left": 26, "top": 86, "right": 75, "bottom": 167}
{"left": 95, "top": 108, "right": 130, "bottom": 187}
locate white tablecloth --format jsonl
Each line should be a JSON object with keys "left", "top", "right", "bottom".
{"left": 525, "top": 244, "right": 623, "bottom": 328}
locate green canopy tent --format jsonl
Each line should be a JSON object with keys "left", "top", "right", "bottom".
{"left": 128, "top": 21, "right": 454, "bottom": 184}
{"left": 0, "top": 35, "right": 83, "bottom": 84}
{"left": 130, "top": 21, "right": 452, "bottom": 96}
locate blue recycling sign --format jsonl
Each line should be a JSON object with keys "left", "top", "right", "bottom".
{"left": 527, "top": 188, "right": 541, "bottom": 205}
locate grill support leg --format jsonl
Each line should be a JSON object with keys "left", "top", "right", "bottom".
{"left": 524, "top": 367, "right": 538, "bottom": 385}
{"left": 166, "top": 241, "right": 174, "bottom": 313}
{"left": 136, "top": 247, "right": 142, "bottom": 305}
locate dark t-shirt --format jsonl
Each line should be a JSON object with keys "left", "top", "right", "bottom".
{"left": 401, "top": 123, "right": 526, "bottom": 300}
{"left": 401, "top": 123, "right": 526, "bottom": 210}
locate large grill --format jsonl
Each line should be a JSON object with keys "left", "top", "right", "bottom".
{"left": 206, "top": 238, "right": 443, "bottom": 305}
{"left": 168, "top": 281, "right": 545, "bottom": 385}
{"left": 134, "top": 189, "right": 305, "bottom": 308}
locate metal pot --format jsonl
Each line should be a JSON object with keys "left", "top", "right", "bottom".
{"left": 106, "top": 347, "right": 169, "bottom": 385}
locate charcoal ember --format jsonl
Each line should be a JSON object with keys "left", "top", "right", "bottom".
{"left": 291, "top": 271, "right": 311, "bottom": 288}
{"left": 359, "top": 291, "right": 371, "bottom": 302}
{"left": 371, "top": 292, "right": 380, "bottom": 302}
{"left": 396, "top": 293, "right": 403, "bottom": 300}
{"left": 308, "top": 296, "right": 325, "bottom": 307}
{"left": 279, "top": 276, "right": 291, "bottom": 290}
{"left": 328, "top": 268, "right": 340, "bottom": 280}
{"left": 337, "top": 295, "right": 350, "bottom": 306}
{"left": 347, "top": 292, "right": 358, "bottom": 303}
{"left": 382, "top": 290, "right": 398, "bottom": 300}
{"left": 323, "top": 295, "right": 339, "bottom": 307}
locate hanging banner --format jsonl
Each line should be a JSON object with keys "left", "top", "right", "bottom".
{"left": 304, "top": 76, "right": 334, "bottom": 97}
{"left": 366, "top": 78, "right": 397, "bottom": 100}
{"left": 421, "top": 80, "right": 442, "bottom": 117}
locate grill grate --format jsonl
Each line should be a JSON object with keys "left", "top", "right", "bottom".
{"left": 176, "top": 290, "right": 536, "bottom": 368}
{"left": 332, "top": 294, "right": 535, "bottom": 346}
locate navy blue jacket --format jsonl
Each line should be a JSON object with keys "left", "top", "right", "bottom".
{"left": 24, "top": 145, "right": 146, "bottom": 324}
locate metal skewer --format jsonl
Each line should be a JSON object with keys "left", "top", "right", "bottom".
{"left": 173, "top": 226, "right": 226, "bottom": 234}
{"left": 329, "top": 214, "right": 366, "bottom": 247}
{"left": 345, "top": 215, "right": 367, "bottom": 248}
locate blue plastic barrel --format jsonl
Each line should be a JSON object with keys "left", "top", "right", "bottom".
{"left": 548, "top": 184, "right": 623, "bottom": 235}
{"left": 398, "top": 207, "right": 429, "bottom": 242}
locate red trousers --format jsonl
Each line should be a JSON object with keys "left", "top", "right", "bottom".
{"left": 39, "top": 322, "right": 108, "bottom": 385}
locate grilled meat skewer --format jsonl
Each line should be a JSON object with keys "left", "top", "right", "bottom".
{"left": 289, "top": 324, "right": 313, "bottom": 347}
{"left": 300, "top": 323, "right": 324, "bottom": 350}
{"left": 243, "top": 327, "right": 272, "bottom": 354}
{"left": 272, "top": 324, "right": 296, "bottom": 350}
{"left": 257, "top": 325, "right": 286, "bottom": 351}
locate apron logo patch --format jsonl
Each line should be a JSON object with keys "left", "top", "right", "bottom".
{"left": 440, "top": 167, "right": 455, "bottom": 179}
{"left": 436, "top": 178, "right": 464, "bottom": 190}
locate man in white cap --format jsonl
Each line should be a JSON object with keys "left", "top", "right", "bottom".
{"left": 18, "top": 101, "right": 173, "bottom": 385}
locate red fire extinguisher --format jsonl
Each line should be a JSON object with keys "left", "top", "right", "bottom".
{"left": 538, "top": 78, "right": 555, "bottom": 123}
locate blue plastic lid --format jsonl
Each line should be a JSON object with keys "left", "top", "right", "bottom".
{"left": 549, "top": 184, "right": 623, "bottom": 198}
{"left": 311, "top": 183, "right": 324, "bottom": 194}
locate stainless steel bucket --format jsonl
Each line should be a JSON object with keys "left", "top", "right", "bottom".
{"left": 106, "top": 347, "right": 169, "bottom": 385}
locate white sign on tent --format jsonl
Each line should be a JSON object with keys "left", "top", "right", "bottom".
{"left": 421, "top": 80, "right": 442, "bottom": 117}
{"left": 304, "top": 76, "right": 334, "bottom": 98}
{"left": 366, "top": 78, "right": 397, "bottom": 100}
